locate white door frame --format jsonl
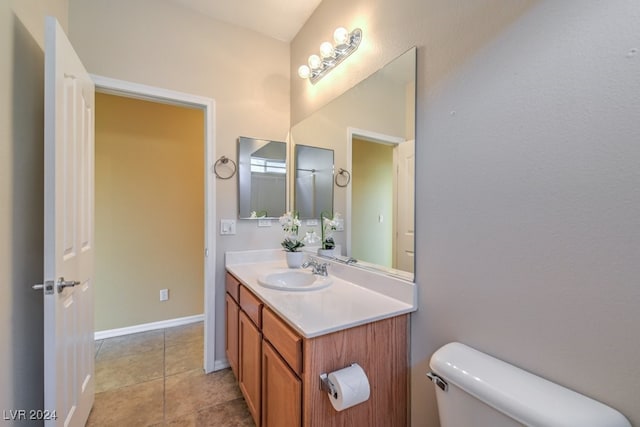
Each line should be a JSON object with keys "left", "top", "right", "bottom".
{"left": 90, "top": 74, "right": 217, "bottom": 373}
{"left": 346, "top": 127, "right": 404, "bottom": 257}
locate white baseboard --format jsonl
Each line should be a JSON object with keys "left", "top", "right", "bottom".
{"left": 94, "top": 314, "right": 205, "bottom": 340}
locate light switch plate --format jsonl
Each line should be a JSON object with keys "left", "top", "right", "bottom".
{"left": 220, "top": 219, "right": 236, "bottom": 235}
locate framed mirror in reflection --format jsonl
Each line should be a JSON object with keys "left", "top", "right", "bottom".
{"left": 290, "top": 47, "right": 416, "bottom": 279}
{"left": 294, "top": 144, "right": 334, "bottom": 219}
{"left": 237, "top": 136, "right": 287, "bottom": 219}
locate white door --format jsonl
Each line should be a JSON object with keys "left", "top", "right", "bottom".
{"left": 41, "top": 16, "right": 95, "bottom": 427}
{"left": 394, "top": 139, "right": 415, "bottom": 272}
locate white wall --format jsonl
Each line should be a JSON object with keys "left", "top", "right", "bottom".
{"left": 68, "top": 0, "right": 290, "bottom": 363}
{"left": 0, "top": 0, "right": 69, "bottom": 419}
{"left": 292, "top": 0, "right": 640, "bottom": 426}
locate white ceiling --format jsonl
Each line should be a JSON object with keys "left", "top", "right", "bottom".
{"left": 168, "top": 0, "right": 322, "bottom": 42}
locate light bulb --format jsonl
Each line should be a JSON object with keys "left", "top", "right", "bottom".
{"left": 320, "top": 41, "right": 334, "bottom": 59}
{"left": 308, "top": 54, "right": 322, "bottom": 70}
{"left": 333, "top": 27, "right": 349, "bottom": 46}
{"left": 298, "top": 65, "right": 310, "bottom": 79}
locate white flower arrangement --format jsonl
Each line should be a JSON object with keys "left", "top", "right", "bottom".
{"left": 321, "top": 212, "right": 340, "bottom": 250}
{"left": 279, "top": 211, "right": 304, "bottom": 252}
{"left": 250, "top": 210, "right": 267, "bottom": 219}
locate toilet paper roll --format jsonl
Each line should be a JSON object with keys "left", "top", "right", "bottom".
{"left": 327, "top": 363, "right": 371, "bottom": 411}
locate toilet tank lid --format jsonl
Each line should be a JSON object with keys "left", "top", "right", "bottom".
{"left": 429, "top": 342, "right": 631, "bottom": 427}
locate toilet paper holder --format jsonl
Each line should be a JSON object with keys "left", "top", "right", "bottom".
{"left": 319, "top": 363, "right": 357, "bottom": 398}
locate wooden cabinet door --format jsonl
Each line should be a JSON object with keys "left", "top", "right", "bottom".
{"left": 225, "top": 293, "right": 239, "bottom": 378}
{"left": 262, "top": 341, "right": 302, "bottom": 427}
{"left": 239, "top": 310, "right": 262, "bottom": 426}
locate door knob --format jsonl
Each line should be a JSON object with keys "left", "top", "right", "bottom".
{"left": 56, "top": 277, "right": 80, "bottom": 293}
{"left": 32, "top": 277, "right": 80, "bottom": 294}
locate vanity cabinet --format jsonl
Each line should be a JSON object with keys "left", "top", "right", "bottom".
{"left": 262, "top": 340, "right": 302, "bottom": 426}
{"left": 225, "top": 273, "right": 243, "bottom": 377}
{"left": 227, "top": 273, "right": 264, "bottom": 425}
{"left": 225, "top": 293, "right": 239, "bottom": 377}
{"left": 225, "top": 271, "right": 408, "bottom": 427}
{"left": 239, "top": 310, "right": 262, "bottom": 424}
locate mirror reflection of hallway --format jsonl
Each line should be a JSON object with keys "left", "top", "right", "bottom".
{"left": 351, "top": 135, "right": 414, "bottom": 272}
{"left": 352, "top": 137, "right": 394, "bottom": 267}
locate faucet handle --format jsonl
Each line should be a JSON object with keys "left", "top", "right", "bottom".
{"left": 302, "top": 259, "right": 316, "bottom": 269}
{"left": 318, "top": 263, "right": 329, "bottom": 276}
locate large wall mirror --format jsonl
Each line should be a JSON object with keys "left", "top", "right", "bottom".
{"left": 291, "top": 47, "right": 416, "bottom": 278}
{"left": 238, "top": 136, "right": 287, "bottom": 219}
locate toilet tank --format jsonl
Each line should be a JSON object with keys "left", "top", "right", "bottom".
{"left": 428, "top": 342, "right": 631, "bottom": 427}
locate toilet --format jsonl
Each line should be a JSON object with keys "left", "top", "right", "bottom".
{"left": 427, "top": 342, "right": 631, "bottom": 427}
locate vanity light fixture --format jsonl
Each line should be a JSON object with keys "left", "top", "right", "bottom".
{"left": 297, "top": 27, "right": 362, "bottom": 84}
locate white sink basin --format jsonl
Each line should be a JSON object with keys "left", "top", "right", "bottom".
{"left": 258, "top": 269, "right": 332, "bottom": 291}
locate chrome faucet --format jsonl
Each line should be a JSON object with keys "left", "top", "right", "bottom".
{"left": 302, "top": 259, "right": 329, "bottom": 276}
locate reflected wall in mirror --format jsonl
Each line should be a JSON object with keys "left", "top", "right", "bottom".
{"left": 294, "top": 145, "right": 334, "bottom": 219}
{"left": 291, "top": 47, "right": 416, "bottom": 278}
{"left": 238, "top": 136, "right": 287, "bottom": 219}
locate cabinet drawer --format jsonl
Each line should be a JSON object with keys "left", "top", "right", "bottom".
{"left": 240, "top": 285, "right": 263, "bottom": 328}
{"left": 226, "top": 272, "right": 241, "bottom": 303}
{"left": 263, "top": 308, "right": 303, "bottom": 375}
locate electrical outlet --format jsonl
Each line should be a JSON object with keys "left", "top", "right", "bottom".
{"left": 306, "top": 219, "right": 319, "bottom": 226}
{"left": 258, "top": 219, "right": 272, "bottom": 227}
{"left": 160, "top": 289, "right": 169, "bottom": 301}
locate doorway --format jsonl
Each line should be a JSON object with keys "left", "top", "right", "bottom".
{"left": 351, "top": 137, "right": 394, "bottom": 266}
{"left": 347, "top": 127, "right": 414, "bottom": 272}
{"left": 92, "top": 75, "right": 217, "bottom": 373}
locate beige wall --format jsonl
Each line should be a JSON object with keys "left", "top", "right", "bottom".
{"left": 293, "top": 1, "right": 640, "bottom": 426}
{"left": 0, "top": 0, "right": 68, "bottom": 417}
{"left": 95, "top": 93, "right": 204, "bottom": 331}
{"left": 68, "top": 0, "right": 290, "bottom": 361}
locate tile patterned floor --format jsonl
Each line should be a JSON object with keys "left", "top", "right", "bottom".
{"left": 88, "top": 322, "right": 255, "bottom": 426}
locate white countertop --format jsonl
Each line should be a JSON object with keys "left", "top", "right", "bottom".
{"left": 225, "top": 249, "right": 417, "bottom": 338}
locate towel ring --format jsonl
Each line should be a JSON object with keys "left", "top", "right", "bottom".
{"left": 334, "top": 168, "right": 351, "bottom": 187}
{"left": 213, "top": 156, "right": 237, "bottom": 179}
